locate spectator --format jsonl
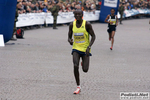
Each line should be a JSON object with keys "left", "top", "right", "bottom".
{"left": 18, "top": 2, "right": 26, "bottom": 14}
{"left": 147, "top": 2, "right": 150, "bottom": 9}
{"left": 39, "top": 2, "right": 44, "bottom": 11}
{"left": 66, "top": 4, "right": 71, "bottom": 12}
{"left": 43, "top": 4, "right": 48, "bottom": 12}
{"left": 62, "top": 2, "right": 67, "bottom": 12}
{"left": 95, "top": 1, "right": 100, "bottom": 10}
{"left": 26, "top": 2, "right": 32, "bottom": 13}
{"left": 47, "top": 4, "right": 53, "bottom": 12}
{"left": 22, "top": 1, "right": 27, "bottom": 12}
{"left": 76, "top": 4, "right": 81, "bottom": 10}
{"left": 34, "top": 2, "right": 40, "bottom": 13}
{"left": 127, "top": 3, "right": 131, "bottom": 10}
{"left": 85, "top": 3, "right": 92, "bottom": 12}
{"left": 130, "top": 2, "right": 134, "bottom": 9}
{"left": 71, "top": 2, "right": 75, "bottom": 11}
{"left": 118, "top": 3, "right": 125, "bottom": 24}
{"left": 50, "top": 1, "right": 60, "bottom": 29}
{"left": 30, "top": 4, "right": 36, "bottom": 13}
{"left": 91, "top": 2, "right": 96, "bottom": 11}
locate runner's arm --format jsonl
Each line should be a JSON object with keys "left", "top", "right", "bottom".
{"left": 86, "top": 22, "right": 96, "bottom": 48}
{"left": 68, "top": 22, "right": 73, "bottom": 45}
{"left": 85, "top": 22, "right": 96, "bottom": 56}
{"left": 105, "top": 15, "right": 110, "bottom": 23}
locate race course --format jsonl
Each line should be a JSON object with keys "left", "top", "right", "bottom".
{"left": 0, "top": 19, "right": 150, "bottom": 100}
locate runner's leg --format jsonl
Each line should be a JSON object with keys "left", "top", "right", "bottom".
{"left": 109, "top": 32, "right": 112, "bottom": 41}
{"left": 111, "top": 31, "right": 115, "bottom": 48}
{"left": 73, "top": 52, "right": 80, "bottom": 86}
{"left": 81, "top": 55, "right": 90, "bottom": 73}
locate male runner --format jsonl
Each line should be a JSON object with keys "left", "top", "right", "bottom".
{"left": 105, "top": 8, "right": 118, "bottom": 50}
{"left": 68, "top": 10, "right": 96, "bottom": 94}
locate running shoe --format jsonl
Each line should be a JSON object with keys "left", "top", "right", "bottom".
{"left": 73, "top": 86, "right": 81, "bottom": 94}
{"left": 110, "top": 47, "right": 113, "bottom": 50}
{"left": 109, "top": 38, "right": 111, "bottom": 41}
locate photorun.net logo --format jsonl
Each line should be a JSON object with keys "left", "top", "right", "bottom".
{"left": 120, "top": 92, "right": 149, "bottom": 99}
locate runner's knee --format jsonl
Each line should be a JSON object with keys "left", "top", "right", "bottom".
{"left": 74, "top": 63, "right": 79, "bottom": 67}
{"left": 111, "top": 33, "right": 115, "bottom": 38}
{"left": 82, "top": 67, "right": 88, "bottom": 73}
{"left": 74, "top": 66, "right": 79, "bottom": 72}
{"left": 83, "top": 69, "right": 88, "bottom": 73}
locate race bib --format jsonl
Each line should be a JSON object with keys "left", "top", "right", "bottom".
{"left": 74, "top": 33, "right": 85, "bottom": 43}
{"left": 110, "top": 19, "right": 116, "bottom": 25}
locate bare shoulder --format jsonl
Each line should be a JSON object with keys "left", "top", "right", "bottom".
{"left": 86, "top": 21, "right": 91, "bottom": 25}
{"left": 107, "top": 14, "right": 110, "bottom": 18}
{"left": 69, "top": 22, "right": 73, "bottom": 27}
{"left": 85, "top": 21, "right": 92, "bottom": 28}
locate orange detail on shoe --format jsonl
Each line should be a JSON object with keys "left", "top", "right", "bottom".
{"left": 73, "top": 87, "right": 81, "bottom": 94}
{"left": 110, "top": 47, "right": 113, "bottom": 50}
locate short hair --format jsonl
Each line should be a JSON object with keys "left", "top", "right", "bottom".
{"left": 73, "top": 9, "right": 83, "bottom": 15}
{"left": 111, "top": 8, "right": 115, "bottom": 11}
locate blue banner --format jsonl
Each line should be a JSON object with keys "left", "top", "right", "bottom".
{"left": 0, "top": 0, "right": 17, "bottom": 43}
{"left": 99, "top": 0, "right": 120, "bottom": 23}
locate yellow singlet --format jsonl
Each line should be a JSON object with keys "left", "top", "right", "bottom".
{"left": 72, "top": 20, "right": 90, "bottom": 53}
{"left": 109, "top": 15, "right": 116, "bottom": 25}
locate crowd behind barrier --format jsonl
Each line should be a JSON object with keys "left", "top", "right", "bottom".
{"left": 16, "top": 0, "right": 150, "bottom": 28}
{"left": 16, "top": 0, "right": 101, "bottom": 28}
{"left": 16, "top": 11, "right": 100, "bottom": 27}
{"left": 122, "top": 8, "right": 150, "bottom": 17}
{"left": 16, "top": 0, "right": 150, "bottom": 14}
{"left": 17, "top": 0, "right": 101, "bottom": 14}
{"left": 16, "top": 8, "right": 150, "bottom": 28}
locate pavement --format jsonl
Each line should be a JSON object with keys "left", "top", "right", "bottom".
{"left": 0, "top": 19, "right": 150, "bottom": 100}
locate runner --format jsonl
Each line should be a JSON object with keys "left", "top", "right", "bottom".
{"left": 105, "top": 8, "right": 118, "bottom": 50}
{"left": 68, "top": 10, "right": 96, "bottom": 94}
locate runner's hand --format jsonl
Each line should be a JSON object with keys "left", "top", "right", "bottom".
{"left": 109, "top": 22, "right": 113, "bottom": 25}
{"left": 86, "top": 47, "right": 90, "bottom": 56}
{"left": 68, "top": 39, "right": 73, "bottom": 45}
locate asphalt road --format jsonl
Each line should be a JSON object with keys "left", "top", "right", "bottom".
{"left": 0, "top": 19, "right": 150, "bottom": 100}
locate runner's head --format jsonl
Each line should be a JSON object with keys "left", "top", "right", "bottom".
{"left": 110, "top": 8, "right": 115, "bottom": 15}
{"left": 74, "top": 10, "right": 83, "bottom": 21}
